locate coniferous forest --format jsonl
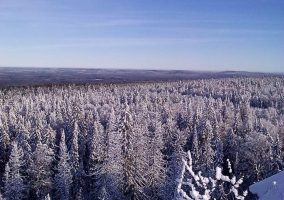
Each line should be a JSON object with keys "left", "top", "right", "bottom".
{"left": 0, "top": 77, "right": 284, "bottom": 200}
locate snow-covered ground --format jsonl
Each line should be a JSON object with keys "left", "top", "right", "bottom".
{"left": 249, "top": 171, "right": 284, "bottom": 200}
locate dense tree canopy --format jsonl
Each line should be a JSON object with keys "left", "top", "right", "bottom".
{"left": 0, "top": 77, "right": 284, "bottom": 199}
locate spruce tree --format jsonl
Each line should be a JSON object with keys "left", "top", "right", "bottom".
{"left": 0, "top": 123, "right": 10, "bottom": 177}
{"left": 4, "top": 142, "right": 25, "bottom": 200}
{"left": 145, "top": 121, "right": 166, "bottom": 199}
{"left": 29, "top": 142, "right": 54, "bottom": 199}
{"left": 191, "top": 125, "right": 200, "bottom": 169}
{"left": 200, "top": 120, "right": 215, "bottom": 176}
{"left": 119, "top": 104, "right": 147, "bottom": 199}
{"left": 70, "top": 121, "right": 80, "bottom": 199}
{"left": 54, "top": 129, "right": 72, "bottom": 200}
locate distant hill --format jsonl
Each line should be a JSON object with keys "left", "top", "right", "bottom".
{"left": 0, "top": 67, "right": 281, "bottom": 87}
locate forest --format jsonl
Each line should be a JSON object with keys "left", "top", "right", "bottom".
{"left": 0, "top": 76, "right": 284, "bottom": 200}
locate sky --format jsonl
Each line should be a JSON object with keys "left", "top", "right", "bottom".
{"left": 0, "top": 0, "right": 283, "bottom": 72}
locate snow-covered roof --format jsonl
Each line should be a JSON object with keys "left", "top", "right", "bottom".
{"left": 249, "top": 171, "right": 284, "bottom": 200}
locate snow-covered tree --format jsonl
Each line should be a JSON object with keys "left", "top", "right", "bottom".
{"left": 0, "top": 192, "right": 5, "bottom": 200}
{"left": 238, "top": 132, "right": 271, "bottom": 182}
{"left": 44, "top": 193, "right": 51, "bottom": 200}
{"left": 4, "top": 141, "right": 25, "bottom": 200}
{"left": 145, "top": 121, "right": 167, "bottom": 199}
{"left": 29, "top": 142, "right": 54, "bottom": 199}
{"left": 189, "top": 125, "right": 200, "bottom": 170}
{"left": 70, "top": 121, "right": 80, "bottom": 171}
{"left": 119, "top": 104, "right": 148, "bottom": 199}
{"left": 97, "top": 107, "right": 124, "bottom": 198}
{"left": 0, "top": 122, "right": 10, "bottom": 176}
{"left": 199, "top": 120, "right": 214, "bottom": 176}
{"left": 212, "top": 130, "right": 224, "bottom": 169}
{"left": 86, "top": 120, "right": 105, "bottom": 198}
{"left": 69, "top": 121, "right": 80, "bottom": 199}
{"left": 54, "top": 129, "right": 72, "bottom": 200}
{"left": 271, "top": 132, "right": 283, "bottom": 171}
{"left": 239, "top": 99, "right": 253, "bottom": 137}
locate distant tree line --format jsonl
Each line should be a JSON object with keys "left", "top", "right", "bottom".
{"left": 0, "top": 77, "right": 284, "bottom": 199}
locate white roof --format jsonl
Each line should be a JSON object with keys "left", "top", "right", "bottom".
{"left": 249, "top": 171, "right": 284, "bottom": 200}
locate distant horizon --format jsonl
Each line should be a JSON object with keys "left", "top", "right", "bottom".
{"left": 0, "top": 65, "right": 283, "bottom": 74}
{"left": 0, "top": 0, "right": 283, "bottom": 72}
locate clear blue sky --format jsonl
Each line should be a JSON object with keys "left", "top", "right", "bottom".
{"left": 0, "top": 0, "right": 283, "bottom": 72}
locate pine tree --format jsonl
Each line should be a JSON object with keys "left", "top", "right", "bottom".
{"left": 233, "top": 108, "right": 242, "bottom": 136}
{"left": 163, "top": 118, "right": 186, "bottom": 200}
{"left": 29, "top": 142, "right": 54, "bottom": 199}
{"left": 0, "top": 122, "right": 10, "bottom": 176}
{"left": 145, "top": 121, "right": 166, "bottom": 199}
{"left": 190, "top": 125, "right": 200, "bottom": 170}
{"left": 192, "top": 105, "right": 202, "bottom": 130}
{"left": 119, "top": 104, "right": 147, "bottom": 199}
{"left": 199, "top": 120, "right": 215, "bottom": 176}
{"left": 4, "top": 141, "right": 25, "bottom": 200}
{"left": 70, "top": 121, "right": 80, "bottom": 199}
{"left": 98, "top": 107, "right": 124, "bottom": 198}
{"left": 55, "top": 129, "right": 72, "bottom": 200}
{"left": 212, "top": 130, "right": 224, "bottom": 169}
{"left": 87, "top": 120, "right": 105, "bottom": 198}
{"left": 42, "top": 124, "right": 57, "bottom": 148}
{"left": 270, "top": 132, "right": 283, "bottom": 173}
{"left": 239, "top": 99, "right": 253, "bottom": 137}
{"left": 119, "top": 104, "right": 134, "bottom": 197}
{"left": 223, "top": 128, "right": 238, "bottom": 171}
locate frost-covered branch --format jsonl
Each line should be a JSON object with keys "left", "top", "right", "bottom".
{"left": 177, "top": 151, "right": 247, "bottom": 200}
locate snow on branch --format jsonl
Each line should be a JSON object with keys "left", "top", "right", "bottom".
{"left": 177, "top": 151, "right": 247, "bottom": 200}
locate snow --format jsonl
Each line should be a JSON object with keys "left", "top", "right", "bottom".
{"left": 216, "top": 167, "right": 222, "bottom": 180}
{"left": 177, "top": 151, "right": 247, "bottom": 200}
{"left": 249, "top": 170, "right": 284, "bottom": 200}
